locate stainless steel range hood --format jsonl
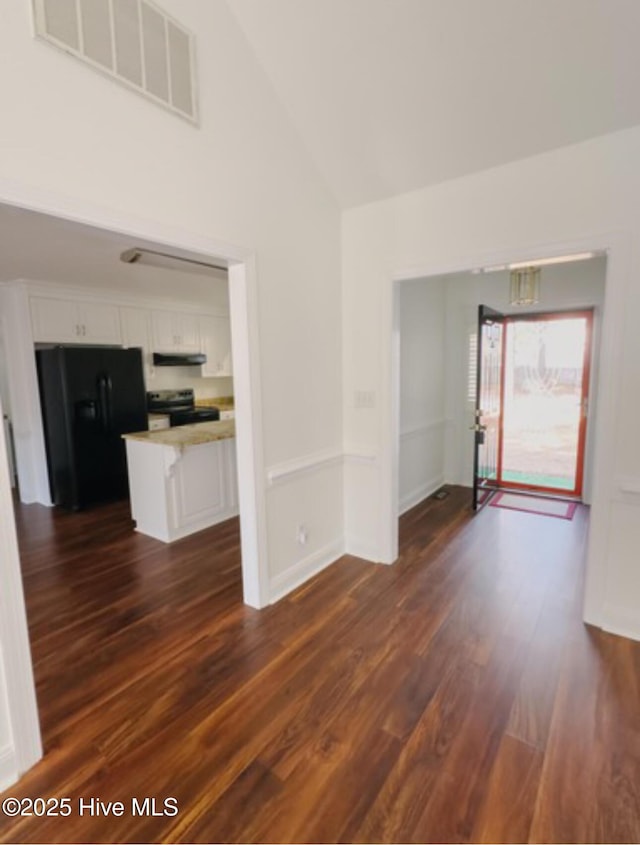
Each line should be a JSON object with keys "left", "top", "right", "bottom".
{"left": 152, "top": 352, "right": 207, "bottom": 366}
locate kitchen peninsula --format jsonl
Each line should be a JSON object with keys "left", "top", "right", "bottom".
{"left": 123, "top": 420, "right": 237, "bottom": 542}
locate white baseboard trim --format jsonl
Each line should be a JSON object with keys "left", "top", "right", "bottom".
{"left": 134, "top": 507, "right": 239, "bottom": 543}
{"left": 0, "top": 745, "right": 18, "bottom": 792}
{"left": 399, "top": 474, "right": 445, "bottom": 516}
{"left": 269, "top": 538, "right": 345, "bottom": 604}
{"left": 344, "top": 535, "right": 381, "bottom": 563}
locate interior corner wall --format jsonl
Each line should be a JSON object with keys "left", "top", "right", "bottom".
{"left": 342, "top": 124, "right": 640, "bottom": 642}
{"left": 398, "top": 277, "right": 446, "bottom": 513}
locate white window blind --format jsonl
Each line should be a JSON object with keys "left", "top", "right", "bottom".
{"left": 468, "top": 331, "right": 478, "bottom": 403}
{"left": 32, "top": 0, "right": 198, "bottom": 123}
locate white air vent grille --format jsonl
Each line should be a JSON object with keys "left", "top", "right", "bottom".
{"left": 32, "top": 0, "right": 198, "bottom": 123}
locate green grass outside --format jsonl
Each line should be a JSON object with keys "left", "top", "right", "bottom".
{"left": 501, "top": 469, "right": 573, "bottom": 490}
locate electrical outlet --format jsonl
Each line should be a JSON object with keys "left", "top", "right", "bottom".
{"left": 296, "top": 524, "right": 308, "bottom": 545}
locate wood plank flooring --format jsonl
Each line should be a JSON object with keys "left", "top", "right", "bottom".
{"left": 1, "top": 486, "right": 639, "bottom": 843}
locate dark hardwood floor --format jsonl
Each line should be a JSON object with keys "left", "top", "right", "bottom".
{"left": 1, "top": 487, "right": 639, "bottom": 843}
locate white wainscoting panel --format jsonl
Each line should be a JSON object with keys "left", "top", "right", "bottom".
{"left": 266, "top": 450, "right": 345, "bottom": 602}
{"left": 399, "top": 419, "right": 446, "bottom": 515}
{"left": 601, "top": 489, "right": 640, "bottom": 641}
{"left": 269, "top": 538, "right": 345, "bottom": 604}
{"left": 343, "top": 448, "right": 381, "bottom": 561}
{"left": 0, "top": 746, "right": 17, "bottom": 793}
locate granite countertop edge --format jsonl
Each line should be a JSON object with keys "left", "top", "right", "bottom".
{"left": 123, "top": 419, "right": 236, "bottom": 447}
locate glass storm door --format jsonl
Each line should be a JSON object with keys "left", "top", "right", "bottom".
{"left": 498, "top": 311, "right": 592, "bottom": 496}
{"left": 473, "top": 305, "right": 504, "bottom": 511}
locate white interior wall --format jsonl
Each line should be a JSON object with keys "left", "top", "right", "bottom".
{"left": 0, "top": 383, "right": 41, "bottom": 791}
{"left": 0, "top": 317, "right": 14, "bottom": 486}
{"left": 150, "top": 370, "right": 233, "bottom": 399}
{"left": 0, "top": 653, "right": 14, "bottom": 784}
{"left": 0, "top": 329, "right": 10, "bottom": 418}
{"left": 398, "top": 277, "right": 446, "bottom": 512}
{"left": 0, "top": 0, "right": 343, "bottom": 788}
{"left": 343, "top": 124, "right": 640, "bottom": 642}
{"left": 441, "top": 258, "right": 606, "bottom": 500}
{"left": 0, "top": 287, "right": 51, "bottom": 505}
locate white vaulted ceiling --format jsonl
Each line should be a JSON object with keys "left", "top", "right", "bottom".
{"left": 227, "top": 0, "right": 640, "bottom": 207}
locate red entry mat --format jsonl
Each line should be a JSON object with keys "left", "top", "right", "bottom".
{"left": 490, "top": 491, "right": 578, "bottom": 520}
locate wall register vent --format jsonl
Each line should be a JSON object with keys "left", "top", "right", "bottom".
{"left": 32, "top": 0, "right": 198, "bottom": 123}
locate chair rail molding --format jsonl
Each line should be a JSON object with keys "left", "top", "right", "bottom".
{"left": 400, "top": 418, "right": 447, "bottom": 441}
{"left": 267, "top": 448, "right": 344, "bottom": 486}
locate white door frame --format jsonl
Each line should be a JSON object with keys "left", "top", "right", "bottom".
{"left": 385, "top": 231, "right": 629, "bottom": 631}
{"left": 0, "top": 177, "right": 270, "bottom": 783}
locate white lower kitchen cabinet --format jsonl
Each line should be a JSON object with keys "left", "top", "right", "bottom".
{"left": 124, "top": 434, "right": 238, "bottom": 542}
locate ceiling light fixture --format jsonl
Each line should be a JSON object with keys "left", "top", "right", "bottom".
{"left": 120, "top": 247, "right": 226, "bottom": 275}
{"left": 476, "top": 251, "right": 599, "bottom": 275}
{"left": 478, "top": 264, "right": 508, "bottom": 274}
{"left": 508, "top": 251, "right": 596, "bottom": 270}
{"left": 509, "top": 266, "right": 540, "bottom": 306}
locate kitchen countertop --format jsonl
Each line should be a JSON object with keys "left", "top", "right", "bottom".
{"left": 123, "top": 419, "right": 235, "bottom": 447}
{"left": 196, "top": 396, "right": 234, "bottom": 410}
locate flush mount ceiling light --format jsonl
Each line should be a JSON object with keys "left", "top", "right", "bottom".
{"left": 509, "top": 251, "right": 597, "bottom": 269}
{"left": 120, "top": 247, "right": 226, "bottom": 275}
{"left": 476, "top": 250, "right": 599, "bottom": 275}
{"left": 509, "top": 266, "right": 540, "bottom": 306}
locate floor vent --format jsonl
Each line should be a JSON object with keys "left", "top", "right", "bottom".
{"left": 432, "top": 488, "right": 450, "bottom": 501}
{"left": 32, "top": 0, "right": 198, "bottom": 123}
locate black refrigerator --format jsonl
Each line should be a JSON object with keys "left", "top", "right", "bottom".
{"left": 36, "top": 346, "right": 148, "bottom": 510}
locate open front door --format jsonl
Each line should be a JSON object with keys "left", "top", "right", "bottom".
{"left": 473, "top": 305, "right": 504, "bottom": 510}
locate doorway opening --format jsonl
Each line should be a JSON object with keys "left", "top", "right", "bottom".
{"left": 499, "top": 311, "right": 592, "bottom": 497}
{"left": 0, "top": 191, "right": 268, "bottom": 784}
{"left": 472, "top": 305, "right": 593, "bottom": 510}
{"left": 473, "top": 307, "right": 594, "bottom": 507}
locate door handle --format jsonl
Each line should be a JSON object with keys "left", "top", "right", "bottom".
{"left": 469, "top": 423, "right": 487, "bottom": 432}
{"left": 97, "top": 374, "right": 114, "bottom": 434}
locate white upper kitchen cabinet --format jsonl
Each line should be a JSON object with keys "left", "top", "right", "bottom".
{"left": 120, "top": 306, "right": 154, "bottom": 382}
{"left": 30, "top": 295, "right": 122, "bottom": 345}
{"left": 199, "top": 315, "right": 233, "bottom": 377}
{"left": 152, "top": 310, "right": 201, "bottom": 353}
